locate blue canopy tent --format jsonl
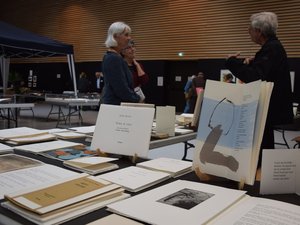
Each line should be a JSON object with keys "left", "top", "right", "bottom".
{"left": 0, "top": 21, "right": 77, "bottom": 96}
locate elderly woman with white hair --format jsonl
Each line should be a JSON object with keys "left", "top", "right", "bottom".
{"left": 225, "top": 12, "right": 293, "bottom": 166}
{"left": 101, "top": 22, "right": 142, "bottom": 105}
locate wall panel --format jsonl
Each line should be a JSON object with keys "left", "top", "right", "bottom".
{"left": 0, "top": 0, "right": 299, "bottom": 62}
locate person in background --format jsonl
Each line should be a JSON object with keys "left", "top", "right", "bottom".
{"left": 183, "top": 75, "right": 196, "bottom": 113}
{"left": 77, "top": 72, "right": 91, "bottom": 93}
{"left": 121, "top": 40, "right": 149, "bottom": 102}
{"left": 225, "top": 12, "right": 293, "bottom": 166}
{"left": 101, "top": 21, "right": 142, "bottom": 105}
{"left": 189, "top": 72, "right": 206, "bottom": 113}
{"left": 95, "top": 71, "right": 104, "bottom": 93}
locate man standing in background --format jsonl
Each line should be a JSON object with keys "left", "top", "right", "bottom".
{"left": 95, "top": 71, "right": 104, "bottom": 93}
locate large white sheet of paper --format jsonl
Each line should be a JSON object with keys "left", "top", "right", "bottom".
{"left": 155, "top": 106, "right": 176, "bottom": 136}
{"left": 0, "top": 164, "right": 78, "bottom": 199}
{"left": 107, "top": 180, "right": 246, "bottom": 225}
{"left": 260, "top": 149, "right": 300, "bottom": 195}
{"left": 210, "top": 196, "right": 300, "bottom": 225}
{"left": 91, "top": 104, "right": 155, "bottom": 158}
{"left": 193, "top": 80, "right": 272, "bottom": 185}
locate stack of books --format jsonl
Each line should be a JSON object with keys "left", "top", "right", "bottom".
{"left": 136, "top": 157, "right": 192, "bottom": 178}
{"left": 2, "top": 173, "right": 129, "bottom": 225}
{"left": 63, "top": 156, "right": 119, "bottom": 175}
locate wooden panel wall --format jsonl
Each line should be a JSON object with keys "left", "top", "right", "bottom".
{"left": 1, "top": 0, "right": 300, "bottom": 62}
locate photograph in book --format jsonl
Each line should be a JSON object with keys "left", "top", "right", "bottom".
{"left": 157, "top": 188, "right": 214, "bottom": 209}
{"left": 193, "top": 80, "right": 272, "bottom": 185}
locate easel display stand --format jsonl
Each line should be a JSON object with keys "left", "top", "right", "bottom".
{"left": 194, "top": 167, "right": 246, "bottom": 190}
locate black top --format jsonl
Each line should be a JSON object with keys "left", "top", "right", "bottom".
{"left": 225, "top": 36, "right": 293, "bottom": 125}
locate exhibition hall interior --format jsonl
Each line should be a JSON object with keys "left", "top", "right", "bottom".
{"left": 0, "top": 1, "right": 299, "bottom": 225}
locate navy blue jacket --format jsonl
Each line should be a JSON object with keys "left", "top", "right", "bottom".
{"left": 102, "top": 51, "right": 140, "bottom": 105}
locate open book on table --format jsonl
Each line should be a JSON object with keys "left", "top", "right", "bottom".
{"left": 193, "top": 80, "right": 273, "bottom": 185}
{"left": 107, "top": 179, "right": 300, "bottom": 225}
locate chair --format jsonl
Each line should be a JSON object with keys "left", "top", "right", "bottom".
{"left": 274, "top": 117, "right": 300, "bottom": 149}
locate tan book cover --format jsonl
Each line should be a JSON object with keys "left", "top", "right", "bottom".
{"left": 5, "top": 173, "right": 120, "bottom": 214}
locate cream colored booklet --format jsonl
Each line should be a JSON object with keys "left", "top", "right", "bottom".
{"left": 6, "top": 133, "right": 56, "bottom": 145}
{"left": 97, "top": 166, "right": 171, "bottom": 192}
{"left": 136, "top": 157, "right": 192, "bottom": 178}
{"left": 4, "top": 173, "right": 121, "bottom": 214}
{"left": 0, "top": 127, "right": 48, "bottom": 140}
{"left": 63, "top": 156, "right": 119, "bottom": 175}
{"left": 2, "top": 189, "right": 129, "bottom": 225}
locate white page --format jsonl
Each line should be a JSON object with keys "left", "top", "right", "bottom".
{"left": 0, "top": 143, "right": 13, "bottom": 154}
{"left": 15, "top": 140, "right": 82, "bottom": 153}
{"left": 137, "top": 157, "right": 192, "bottom": 174}
{"left": 156, "top": 106, "right": 176, "bottom": 136}
{"left": 0, "top": 164, "right": 78, "bottom": 199}
{"left": 67, "top": 156, "right": 118, "bottom": 164}
{"left": 68, "top": 125, "right": 95, "bottom": 134}
{"left": 53, "top": 131, "right": 86, "bottom": 138}
{"left": 210, "top": 196, "right": 300, "bottom": 225}
{"left": 260, "top": 149, "right": 300, "bottom": 195}
{"left": 7, "top": 133, "right": 56, "bottom": 144}
{"left": 97, "top": 166, "right": 170, "bottom": 192}
{"left": 86, "top": 214, "right": 144, "bottom": 225}
{"left": 175, "top": 128, "right": 194, "bottom": 134}
{"left": 91, "top": 105, "right": 155, "bottom": 158}
{"left": 107, "top": 180, "right": 246, "bottom": 225}
{"left": 0, "top": 127, "right": 46, "bottom": 140}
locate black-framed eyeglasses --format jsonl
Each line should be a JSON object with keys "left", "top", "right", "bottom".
{"left": 208, "top": 97, "right": 235, "bottom": 135}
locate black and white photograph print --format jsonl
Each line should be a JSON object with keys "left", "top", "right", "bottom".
{"left": 157, "top": 188, "right": 214, "bottom": 210}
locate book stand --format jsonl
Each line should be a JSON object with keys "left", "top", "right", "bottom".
{"left": 195, "top": 166, "right": 246, "bottom": 190}
{"left": 194, "top": 166, "right": 212, "bottom": 181}
{"left": 131, "top": 153, "right": 138, "bottom": 164}
{"left": 96, "top": 148, "right": 108, "bottom": 157}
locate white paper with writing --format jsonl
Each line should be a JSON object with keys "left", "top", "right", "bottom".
{"left": 91, "top": 105, "right": 155, "bottom": 158}
{"left": 260, "top": 149, "right": 300, "bottom": 195}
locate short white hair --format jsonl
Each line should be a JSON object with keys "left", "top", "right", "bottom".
{"left": 250, "top": 12, "right": 278, "bottom": 37}
{"left": 105, "top": 22, "right": 131, "bottom": 48}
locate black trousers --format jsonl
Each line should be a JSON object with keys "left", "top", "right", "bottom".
{"left": 258, "top": 122, "right": 275, "bottom": 168}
